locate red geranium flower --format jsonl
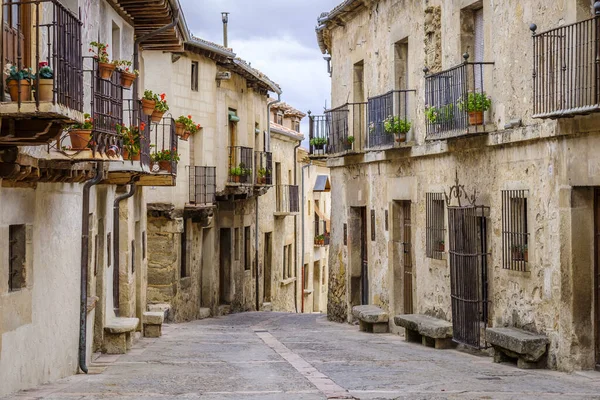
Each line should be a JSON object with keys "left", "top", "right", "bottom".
{"left": 160, "top": 93, "right": 166, "bottom": 101}
{"left": 187, "top": 115, "right": 192, "bottom": 119}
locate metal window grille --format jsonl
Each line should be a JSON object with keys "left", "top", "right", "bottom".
{"left": 254, "top": 151, "right": 273, "bottom": 185}
{"left": 228, "top": 146, "right": 253, "bottom": 184}
{"left": 343, "top": 223, "right": 348, "bottom": 245}
{"left": 502, "top": 190, "right": 529, "bottom": 271}
{"left": 370, "top": 209, "right": 376, "bottom": 241}
{"left": 8, "top": 224, "right": 26, "bottom": 291}
{"left": 123, "top": 99, "right": 152, "bottom": 168}
{"left": 149, "top": 117, "right": 179, "bottom": 175}
{"left": 426, "top": 193, "right": 446, "bottom": 259}
{"left": 309, "top": 102, "right": 366, "bottom": 156}
{"left": 531, "top": 14, "right": 600, "bottom": 118}
{"left": 367, "top": 90, "right": 415, "bottom": 148}
{"left": 189, "top": 166, "right": 216, "bottom": 205}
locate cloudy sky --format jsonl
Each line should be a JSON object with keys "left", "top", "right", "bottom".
{"left": 179, "top": 0, "right": 340, "bottom": 141}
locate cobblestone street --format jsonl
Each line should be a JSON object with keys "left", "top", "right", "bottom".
{"left": 6, "top": 312, "right": 600, "bottom": 400}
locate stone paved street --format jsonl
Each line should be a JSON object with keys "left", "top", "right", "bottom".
{"left": 7, "top": 312, "right": 600, "bottom": 400}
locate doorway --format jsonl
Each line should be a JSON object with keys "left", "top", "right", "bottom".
{"left": 263, "top": 232, "right": 272, "bottom": 303}
{"left": 360, "top": 208, "right": 368, "bottom": 305}
{"left": 313, "top": 261, "right": 321, "bottom": 312}
{"left": 392, "top": 201, "right": 413, "bottom": 314}
{"left": 349, "top": 207, "right": 368, "bottom": 309}
{"left": 219, "top": 228, "right": 232, "bottom": 305}
{"left": 594, "top": 189, "right": 600, "bottom": 369}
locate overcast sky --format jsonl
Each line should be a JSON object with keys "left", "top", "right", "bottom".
{"left": 179, "top": 0, "right": 340, "bottom": 142}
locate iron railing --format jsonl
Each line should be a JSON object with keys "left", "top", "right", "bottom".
{"left": 228, "top": 146, "right": 253, "bottom": 184}
{"left": 309, "top": 102, "right": 366, "bottom": 156}
{"left": 149, "top": 116, "right": 179, "bottom": 175}
{"left": 367, "top": 90, "right": 415, "bottom": 148}
{"left": 1, "top": 0, "right": 83, "bottom": 110}
{"left": 276, "top": 184, "right": 299, "bottom": 213}
{"left": 189, "top": 166, "right": 216, "bottom": 205}
{"left": 531, "top": 14, "right": 600, "bottom": 118}
{"left": 254, "top": 151, "right": 272, "bottom": 185}
{"left": 123, "top": 98, "right": 151, "bottom": 167}
{"left": 424, "top": 57, "right": 494, "bottom": 139}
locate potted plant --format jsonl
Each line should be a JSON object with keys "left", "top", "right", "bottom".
{"left": 36, "top": 62, "right": 53, "bottom": 101}
{"left": 437, "top": 239, "right": 445, "bottom": 252}
{"left": 369, "top": 122, "right": 376, "bottom": 134}
{"left": 5, "top": 64, "right": 34, "bottom": 101}
{"left": 151, "top": 148, "right": 180, "bottom": 173}
{"left": 383, "top": 115, "right": 412, "bottom": 142}
{"left": 425, "top": 104, "right": 454, "bottom": 127}
{"left": 310, "top": 137, "right": 327, "bottom": 150}
{"left": 118, "top": 122, "right": 146, "bottom": 161}
{"left": 458, "top": 92, "right": 491, "bottom": 126}
{"left": 181, "top": 116, "right": 201, "bottom": 141}
{"left": 257, "top": 168, "right": 268, "bottom": 184}
{"left": 229, "top": 166, "right": 242, "bottom": 183}
{"left": 90, "top": 41, "right": 114, "bottom": 80}
{"left": 346, "top": 135, "right": 355, "bottom": 146}
{"left": 151, "top": 92, "right": 169, "bottom": 123}
{"left": 68, "top": 113, "right": 93, "bottom": 150}
{"left": 175, "top": 115, "right": 191, "bottom": 137}
{"left": 142, "top": 90, "right": 157, "bottom": 116}
{"left": 512, "top": 244, "right": 526, "bottom": 262}
{"left": 114, "top": 60, "right": 138, "bottom": 88}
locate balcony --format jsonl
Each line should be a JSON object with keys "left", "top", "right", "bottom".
{"left": 0, "top": 0, "right": 84, "bottom": 145}
{"left": 188, "top": 166, "right": 216, "bottom": 206}
{"left": 424, "top": 56, "right": 494, "bottom": 140}
{"left": 227, "top": 145, "right": 253, "bottom": 186}
{"left": 531, "top": 16, "right": 600, "bottom": 118}
{"left": 366, "top": 90, "right": 415, "bottom": 149}
{"left": 275, "top": 184, "right": 299, "bottom": 217}
{"left": 308, "top": 102, "right": 366, "bottom": 157}
{"left": 254, "top": 151, "right": 272, "bottom": 186}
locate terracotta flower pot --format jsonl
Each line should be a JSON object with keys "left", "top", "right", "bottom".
{"left": 7, "top": 80, "right": 32, "bottom": 101}
{"left": 158, "top": 160, "right": 172, "bottom": 172}
{"left": 151, "top": 109, "right": 165, "bottom": 123}
{"left": 182, "top": 131, "right": 191, "bottom": 141}
{"left": 69, "top": 129, "right": 92, "bottom": 150}
{"left": 232, "top": 175, "right": 240, "bottom": 183}
{"left": 98, "top": 62, "right": 116, "bottom": 80}
{"left": 175, "top": 122, "right": 186, "bottom": 137}
{"left": 123, "top": 149, "right": 141, "bottom": 161}
{"left": 120, "top": 71, "right": 136, "bottom": 89}
{"left": 468, "top": 111, "right": 484, "bottom": 126}
{"left": 395, "top": 132, "right": 407, "bottom": 142}
{"left": 36, "top": 79, "right": 53, "bottom": 101}
{"left": 106, "top": 145, "right": 120, "bottom": 158}
{"left": 141, "top": 98, "right": 156, "bottom": 116}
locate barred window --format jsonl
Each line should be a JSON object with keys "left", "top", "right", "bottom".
{"left": 8, "top": 224, "right": 27, "bottom": 291}
{"left": 426, "top": 193, "right": 446, "bottom": 259}
{"left": 502, "top": 190, "right": 529, "bottom": 271}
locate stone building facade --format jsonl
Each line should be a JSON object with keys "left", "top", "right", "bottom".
{"left": 0, "top": 0, "right": 182, "bottom": 396}
{"left": 315, "top": 0, "right": 600, "bottom": 371}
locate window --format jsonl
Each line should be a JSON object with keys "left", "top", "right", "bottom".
{"left": 107, "top": 233, "right": 112, "bottom": 268}
{"left": 111, "top": 21, "right": 121, "bottom": 61}
{"left": 131, "top": 240, "right": 136, "bottom": 273}
{"left": 426, "top": 193, "right": 446, "bottom": 259}
{"left": 293, "top": 120, "right": 300, "bottom": 132}
{"left": 142, "top": 231, "right": 146, "bottom": 259}
{"left": 502, "top": 190, "right": 529, "bottom": 271}
{"left": 308, "top": 200, "right": 311, "bottom": 215}
{"left": 353, "top": 61, "right": 364, "bottom": 102}
{"left": 394, "top": 39, "right": 409, "bottom": 90}
{"left": 8, "top": 224, "right": 26, "bottom": 291}
{"left": 460, "top": 5, "right": 484, "bottom": 89}
{"left": 283, "top": 244, "right": 294, "bottom": 279}
{"left": 244, "top": 226, "right": 251, "bottom": 271}
{"left": 191, "top": 61, "right": 199, "bottom": 91}
{"left": 276, "top": 112, "right": 283, "bottom": 125}
{"left": 234, "top": 227, "right": 240, "bottom": 261}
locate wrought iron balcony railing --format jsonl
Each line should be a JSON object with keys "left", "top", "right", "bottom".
{"left": 189, "top": 166, "right": 216, "bottom": 205}
{"left": 531, "top": 13, "right": 600, "bottom": 118}
{"left": 424, "top": 56, "right": 494, "bottom": 139}
{"left": 255, "top": 151, "right": 272, "bottom": 186}
{"left": 1, "top": 0, "right": 83, "bottom": 110}
{"left": 149, "top": 116, "right": 179, "bottom": 175}
{"left": 367, "top": 89, "right": 415, "bottom": 148}
{"left": 309, "top": 102, "right": 366, "bottom": 156}
{"left": 228, "top": 145, "right": 253, "bottom": 185}
{"left": 276, "top": 184, "right": 299, "bottom": 214}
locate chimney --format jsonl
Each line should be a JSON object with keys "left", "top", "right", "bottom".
{"left": 221, "top": 12, "right": 230, "bottom": 48}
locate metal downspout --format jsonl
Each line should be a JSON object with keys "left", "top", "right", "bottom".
{"left": 113, "top": 184, "right": 137, "bottom": 316}
{"left": 300, "top": 163, "right": 311, "bottom": 313}
{"left": 79, "top": 163, "right": 104, "bottom": 374}
{"left": 293, "top": 141, "right": 301, "bottom": 313}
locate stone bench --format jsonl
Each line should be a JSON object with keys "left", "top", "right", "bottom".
{"left": 103, "top": 317, "right": 139, "bottom": 354}
{"left": 143, "top": 312, "right": 165, "bottom": 338}
{"left": 486, "top": 327, "right": 549, "bottom": 369}
{"left": 394, "top": 314, "right": 454, "bottom": 349}
{"left": 352, "top": 305, "right": 389, "bottom": 333}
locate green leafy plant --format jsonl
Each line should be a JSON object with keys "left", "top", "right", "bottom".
{"left": 383, "top": 115, "right": 411, "bottom": 134}
{"left": 72, "top": 113, "right": 93, "bottom": 130}
{"left": 258, "top": 168, "right": 268, "bottom": 177}
{"left": 153, "top": 93, "right": 169, "bottom": 112}
{"left": 310, "top": 137, "right": 327, "bottom": 147}
{"left": 4, "top": 64, "right": 35, "bottom": 84}
{"left": 113, "top": 60, "right": 139, "bottom": 76}
{"left": 117, "top": 122, "right": 146, "bottom": 157}
{"left": 347, "top": 136, "right": 355, "bottom": 144}
{"left": 151, "top": 149, "right": 180, "bottom": 163}
{"left": 229, "top": 166, "right": 243, "bottom": 176}
{"left": 457, "top": 92, "right": 491, "bottom": 113}
{"left": 425, "top": 104, "right": 454, "bottom": 124}
{"left": 89, "top": 41, "right": 110, "bottom": 64}
{"left": 143, "top": 89, "right": 156, "bottom": 101}
{"left": 37, "top": 62, "right": 53, "bottom": 79}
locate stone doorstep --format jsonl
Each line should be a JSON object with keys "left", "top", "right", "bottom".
{"left": 394, "top": 314, "right": 453, "bottom": 339}
{"left": 104, "top": 317, "right": 140, "bottom": 334}
{"left": 486, "top": 327, "right": 549, "bottom": 362}
{"left": 351, "top": 305, "right": 389, "bottom": 324}
{"left": 143, "top": 312, "right": 165, "bottom": 325}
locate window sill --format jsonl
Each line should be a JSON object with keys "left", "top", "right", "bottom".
{"left": 280, "top": 277, "right": 296, "bottom": 286}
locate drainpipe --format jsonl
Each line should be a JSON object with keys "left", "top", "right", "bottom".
{"left": 300, "top": 162, "right": 311, "bottom": 313}
{"left": 79, "top": 163, "right": 104, "bottom": 374}
{"left": 113, "top": 183, "right": 137, "bottom": 316}
{"left": 293, "top": 140, "right": 301, "bottom": 313}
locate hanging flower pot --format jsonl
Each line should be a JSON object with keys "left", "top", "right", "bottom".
{"left": 69, "top": 129, "right": 92, "bottom": 150}
{"left": 158, "top": 160, "right": 172, "bottom": 172}
{"left": 7, "top": 80, "right": 32, "bottom": 102}
{"left": 175, "top": 122, "right": 186, "bottom": 137}
{"left": 182, "top": 131, "right": 191, "bottom": 141}
{"left": 468, "top": 111, "right": 484, "bottom": 126}
{"left": 151, "top": 109, "right": 165, "bottom": 123}
{"left": 395, "top": 132, "right": 407, "bottom": 143}
{"left": 123, "top": 149, "right": 141, "bottom": 161}
{"left": 141, "top": 98, "right": 156, "bottom": 116}
{"left": 98, "top": 62, "right": 115, "bottom": 80}
{"left": 120, "top": 71, "right": 136, "bottom": 89}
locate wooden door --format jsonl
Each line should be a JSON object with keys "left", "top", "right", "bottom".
{"left": 3, "top": 1, "right": 30, "bottom": 68}
{"left": 402, "top": 202, "right": 413, "bottom": 314}
{"left": 594, "top": 189, "right": 600, "bottom": 368}
{"left": 360, "top": 207, "right": 369, "bottom": 305}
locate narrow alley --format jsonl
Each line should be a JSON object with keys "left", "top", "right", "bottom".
{"left": 7, "top": 313, "right": 600, "bottom": 400}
